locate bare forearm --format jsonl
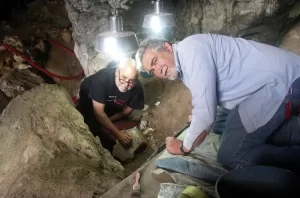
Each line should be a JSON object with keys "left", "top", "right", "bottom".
{"left": 110, "top": 107, "right": 133, "bottom": 122}
{"left": 95, "top": 113, "right": 120, "bottom": 136}
{"left": 110, "top": 112, "right": 125, "bottom": 122}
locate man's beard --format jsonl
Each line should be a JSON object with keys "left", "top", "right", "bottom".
{"left": 116, "top": 81, "right": 133, "bottom": 92}
{"left": 168, "top": 70, "right": 178, "bottom": 80}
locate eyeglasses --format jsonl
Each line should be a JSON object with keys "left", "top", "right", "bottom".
{"left": 118, "top": 70, "right": 136, "bottom": 86}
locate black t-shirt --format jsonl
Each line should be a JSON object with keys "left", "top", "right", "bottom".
{"left": 78, "top": 67, "right": 144, "bottom": 120}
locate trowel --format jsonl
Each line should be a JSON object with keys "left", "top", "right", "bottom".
{"left": 131, "top": 171, "right": 141, "bottom": 198}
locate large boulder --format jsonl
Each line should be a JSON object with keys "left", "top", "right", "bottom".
{"left": 0, "top": 84, "right": 124, "bottom": 197}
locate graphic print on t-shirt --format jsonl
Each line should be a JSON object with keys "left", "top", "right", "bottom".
{"left": 106, "top": 95, "right": 127, "bottom": 108}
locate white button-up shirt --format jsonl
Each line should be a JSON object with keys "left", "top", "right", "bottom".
{"left": 173, "top": 34, "right": 300, "bottom": 150}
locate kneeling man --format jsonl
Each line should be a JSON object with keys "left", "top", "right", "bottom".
{"left": 77, "top": 58, "right": 144, "bottom": 151}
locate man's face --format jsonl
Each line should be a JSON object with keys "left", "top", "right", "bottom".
{"left": 115, "top": 67, "right": 137, "bottom": 92}
{"left": 142, "top": 43, "right": 178, "bottom": 80}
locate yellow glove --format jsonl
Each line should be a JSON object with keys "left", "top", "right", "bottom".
{"left": 180, "top": 186, "right": 211, "bottom": 198}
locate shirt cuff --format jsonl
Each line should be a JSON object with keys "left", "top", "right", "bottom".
{"left": 183, "top": 128, "right": 206, "bottom": 150}
{"left": 183, "top": 135, "right": 194, "bottom": 150}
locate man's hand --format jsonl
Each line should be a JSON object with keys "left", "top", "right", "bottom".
{"left": 165, "top": 137, "right": 190, "bottom": 155}
{"left": 116, "top": 131, "right": 132, "bottom": 146}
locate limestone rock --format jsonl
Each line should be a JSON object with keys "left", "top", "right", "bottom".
{"left": 0, "top": 56, "right": 14, "bottom": 76}
{"left": 3, "top": 36, "right": 25, "bottom": 63}
{"left": 0, "top": 68, "right": 45, "bottom": 98}
{"left": 0, "top": 84, "right": 124, "bottom": 197}
{"left": 138, "top": 113, "right": 150, "bottom": 131}
{"left": 61, "top": 29, "right": 72, "bottom": 42}
{"left": 64, "top": 0, "right": 299, "bottom": 77}
{"left": 28, "top": 0, "right": 71, "bottom": 27}
{"left": 112, "top": 127, "right": 147, "bottom": 162}
{"left": 64, "top": 0, "right": 110, "bottom": 77}
{"left": 175, "top": 0, "right": 299, "bottom": 45}
{"left": 86, "top": 52, "right": 111, "bottom": 76}
{"left": 64, "top": 0, "right": 172, "bottom": 76}
{"left": 280, "top": 22, "right": 300, "bottom": 56}
{"left": 3, "top": 36, "right": 23, "bottom": 51}
{"left": 143, "top": 127, "right": 155, "bottom": 135}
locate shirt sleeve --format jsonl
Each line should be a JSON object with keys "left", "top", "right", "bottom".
{"left": 128, "top": 81, "right": 145, "bottom": 109}
{"left": 88, "top": 72, "right": 106, "bottom": 104}
{"left": 181, "top": 43, "right": 217, "bottom": 150}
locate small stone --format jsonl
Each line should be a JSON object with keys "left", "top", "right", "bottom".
{"left": 61, "top": 29, "right": 72, "bottom": 43}
{"left": 143, "top": 104, "right": 150, "bottom": 111}
{"left": 138, "top": 113, "right": 150, "bottom": 131}
{"left": 16, "top": 63, "right": 31, "bottom": 70}
{"left": 138, "top": 119, "right": 147, "bottom": 131}
{"left": 143, "top": 127, "right": 155, "bottom": 135}
{"left": 112, "top": 127, "right": 147, "bottom": 162}
{"left": 13, "top": 54, "right": 25, "bottom": 63}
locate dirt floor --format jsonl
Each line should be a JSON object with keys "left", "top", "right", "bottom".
{"left": 122, "top": 77, "right": 192, "bottom": 176}
{"left": 0, "top": 0, "right": 191, "bottom": 178}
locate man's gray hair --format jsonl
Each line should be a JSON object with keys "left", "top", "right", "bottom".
{"left": 136, "top": 38, "right": 168, "bottom": 72}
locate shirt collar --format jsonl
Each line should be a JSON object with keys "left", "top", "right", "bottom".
{"left": 172, "top": 43, "right": 183, "bottom": 80}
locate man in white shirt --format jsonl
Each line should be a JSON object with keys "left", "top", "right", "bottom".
{"left": 137, "top": 34, "right": 300, "bottom": 171}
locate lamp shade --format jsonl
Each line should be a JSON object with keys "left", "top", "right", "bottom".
{"left": 95, "top": 11, "right": 139, "bottom": 59}
{"left": 142, "top": 0, "right": 175, "bottom": 31}
{"left": 142, "top": 13, "right": 175, "bottom": 30}
{"left": 95, "top": 31, "right": 139, "bottom": 54}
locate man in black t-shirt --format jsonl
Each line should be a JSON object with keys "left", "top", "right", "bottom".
{"left": 77, "top": 58, "right": 144, "bottom": 151}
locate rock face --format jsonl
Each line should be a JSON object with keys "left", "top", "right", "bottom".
{"left": 64, "top": 0, "right": 175, "bottom": 76}
{"left": 64, "top": 0, "right": 111, "bottom": 77}
{"left": 175, "top": 0, "right": 299, "bottom": 45}
{"left": 0, "top": 36, "right": 48, "bottom": 99}
{"left": 280, "top": 22, "right": 300, "bottom": 55}
{"left": 0, "top": 84, "right": 124, "bottom": 198}
{"left": 64, "top": 0, "right": 299, "bottom": 76}
{"left": 0, "top": 68, "right": 45, "bottom": 98}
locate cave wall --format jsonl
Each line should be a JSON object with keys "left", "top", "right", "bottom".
{"left": 64, "top": 0, "right": 299, "bottom": 76}
{"left": 175, "top": 0, "right": 299, "bottom": 45}
{"left": 64, "top": 0, "right": 175, "bottom": 77}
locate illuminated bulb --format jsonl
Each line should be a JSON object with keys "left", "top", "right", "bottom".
{"left": 150, "top": 16, "right": 161, "bottom": 33}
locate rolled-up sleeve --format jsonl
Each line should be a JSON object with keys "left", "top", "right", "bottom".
{"left": 181, "top": 43, "right": 217, "bottom": 150}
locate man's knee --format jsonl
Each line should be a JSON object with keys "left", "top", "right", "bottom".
{"left": 217, "top": 141, "right": 238, "bottom": 169}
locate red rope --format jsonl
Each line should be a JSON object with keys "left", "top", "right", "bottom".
{"left": 0, "top": 40, "right": 84, "bottom": 80}
{"left": 46, "top": 39, "right": 75, "bottom": 56}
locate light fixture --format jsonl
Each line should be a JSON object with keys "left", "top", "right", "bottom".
{"left": 142, "top": 0, "right": 176, "bottom": 33}
{"left": 95, "top": 10, "right": 139, "bottom": 60}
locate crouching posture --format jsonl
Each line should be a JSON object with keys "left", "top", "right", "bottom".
{"left": 137, "top": 34, "right": 300, "bottom": 171}
{"left": 77, "top": 58, "right": 144, "bottom": 152}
